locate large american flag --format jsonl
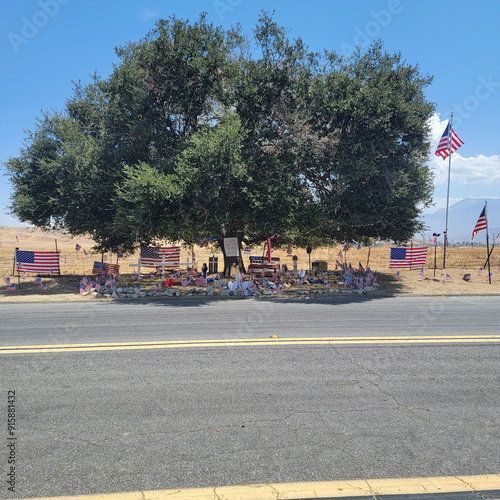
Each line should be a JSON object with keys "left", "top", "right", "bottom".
{"left": 16, "top": 250, "right": 60, "bottom": 275}
{"left": 140, "top": 246, "right": 180, "bottom": 268}
{"left": 472, "top": 206, "right": 487, "bottom": 239}
{"left": 389, "top": 247, "right": 428, "bottom": 269}
{"left": 435, "top": 122, "right": 464, "bottom": 160}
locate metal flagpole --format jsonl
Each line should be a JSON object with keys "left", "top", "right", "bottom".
{"left": 443, "top": 112, "right": 453, "bottom": 269}
{"left": 485, "top": 201, "right": 491, "bottom": 284}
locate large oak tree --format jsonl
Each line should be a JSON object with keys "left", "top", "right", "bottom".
{"left": 5, "top": 12, "right": 435, "bottom": 270}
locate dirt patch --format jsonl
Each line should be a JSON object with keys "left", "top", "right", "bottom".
{"left": 0, "top": 267, "right": 498, "bottom": 303}
{"left": 1, "top": 226, "right": 498, "bottom": 302}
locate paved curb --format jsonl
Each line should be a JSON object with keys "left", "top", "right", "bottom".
{"left": 1, "top": 290, "right": 500, "bottom": 305}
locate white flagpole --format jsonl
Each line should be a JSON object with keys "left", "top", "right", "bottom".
{"left": 485, "top": 201, "right": 491, "bottom": 284}
{"left": 443, "top": 111, "right": 454, "bottom": 269}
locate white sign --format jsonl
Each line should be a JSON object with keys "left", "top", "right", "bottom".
{"left": 224, "top": 237, "right": 239, "bottom": 257}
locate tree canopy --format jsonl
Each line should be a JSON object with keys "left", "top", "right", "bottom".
{"left": 5, "top": 11, "right": 435, "bottom": 264}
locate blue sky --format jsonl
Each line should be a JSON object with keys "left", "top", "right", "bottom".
{"left": 1, "top": 0, "right": 499, "bottom": 226}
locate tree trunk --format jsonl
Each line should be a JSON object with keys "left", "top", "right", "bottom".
{"left": 219, "top": 236, "right": 246, "bottom": 275}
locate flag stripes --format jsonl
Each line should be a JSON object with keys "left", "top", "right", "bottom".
{"left": 472, "top": 206, "right": 487, "bottom": 239}
{"left": 15, "top": 250, "right": 60, "bottom": 275}
{"left": 435, "top": 122, "right": 464, "bottom": 160}
{"left": 389, "top": 247, "right": 428, "bottom": 269}
{"left": 104, "top": 263, "right": 120, "bottom": 277}
{"left": 140, "top": 247, "right": 180, "bottom": 268}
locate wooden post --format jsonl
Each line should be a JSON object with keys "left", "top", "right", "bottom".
{"left": 486, "top": 232, "right": 492, "bottom": 284}
{"left": 366, "top": 247, "right": 371, "bottom": 270}
{"left": 14, "top": 248, "right": 21, "bottom": 289}
{"left": 483, "top": 245, "right": 494, "bottom": 269}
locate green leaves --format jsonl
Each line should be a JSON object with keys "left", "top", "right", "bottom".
{"left": 5, "top": 13, "right": 435, "bottom": 252}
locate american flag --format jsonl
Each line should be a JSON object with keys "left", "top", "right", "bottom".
{"left": 6, "top": 283, "right": 16, "bottom": 291}
{"left": 435, "top": 122, "right": 464, "bottom": 160}
{"left": 16, "top": 250, "right": 60, "bottom": 275}
{"left": 75, "top": 244, "right": 81, "bottom": 252}
{"left": 471, "top": 206, "right": 487, "bottom": 239}
{"left": 33, "top": 277, "right": 42, "bottom": 285}
{"left": 195, "top": 276, "right": 207, "bottom": 287}
{"left": 140, "top": 246, "right": 180, "bottom": 268}
{"left": 389, "top": 247, "right": 428, "bottom": 268}
{"left": 92, "top": 261, "right": 105, "bottom": 275}
{"left": 104, "top": 263, "right": 120, "bottom": 277}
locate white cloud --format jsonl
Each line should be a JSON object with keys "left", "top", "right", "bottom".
{"left": 137, "top": 8, "right": 160, "bottom": 20}
{"left": 428, "top": 113, "right": 500, "bottom": 186}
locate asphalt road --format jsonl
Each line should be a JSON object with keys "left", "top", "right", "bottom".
{"left": 1, "top": 294, "right": 500, "bottom": 345}
{"left": 1, "top": 296, "right": 499, "bottom": 498}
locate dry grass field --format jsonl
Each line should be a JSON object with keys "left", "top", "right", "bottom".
{"left": 1, "top": 225, "right": 499, "bottom": 301}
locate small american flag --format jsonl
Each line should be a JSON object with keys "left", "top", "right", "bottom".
{"left": 33, "top": 277, "right": 42, "bottom": 285}
{"left": 3, "top": 277, "right": 10, "bottom": 285}
{"left": 6, "top": 283, "right": 16, "bottom": 291}
{"left": 140, "top": 246, "right": 180, "bottom": 268}
{"left": 75, "top": 244, "right": 81, "bottom": 252}
{"left": 435, "top": 122, "right": 464, "bottom": 160}
{"left": 471, "top": 206, "right": 487, "bottom": 239}
{"left": 195, "top": 276, "right": 207, "bottom": 287}
{"left": 358, "top": 262, "right": 365, "bottom": 273}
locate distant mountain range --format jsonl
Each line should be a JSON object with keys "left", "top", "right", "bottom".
{"left": 420, "top": 198, "right": 500, "bottom": 243}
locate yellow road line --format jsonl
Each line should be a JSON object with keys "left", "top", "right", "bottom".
{"left": 2, "top": 335, "right": 500, "bottom": 354}
{"left": 15, "top": 474, "right": 500, "bottom": 500}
